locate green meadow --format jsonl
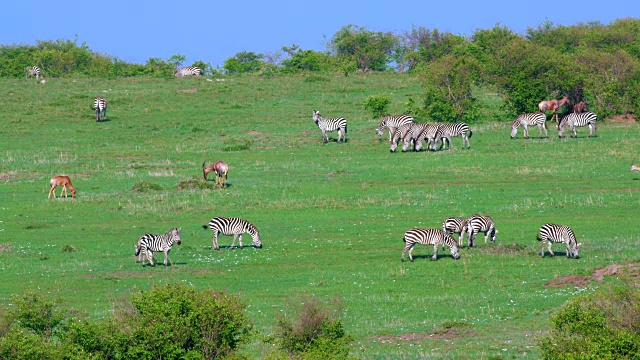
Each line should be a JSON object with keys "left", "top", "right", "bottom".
{"left": 0, "top": 73, "right": 639, "bottom": 358}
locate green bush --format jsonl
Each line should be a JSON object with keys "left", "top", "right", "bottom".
{"left": 131, "top": 181, "right": 164, "bottom": 192}
{"left": 363, "top": 94, "right": 391, "bottom": 118}
{"left": 538, "top": 278, "right": 640, "bottom": 359}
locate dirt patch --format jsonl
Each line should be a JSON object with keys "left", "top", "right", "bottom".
{"left": 607, "top": 114, "right": 637, "bottom": 123}
{"left": 545, "top": 262, "right": 640, "bottom": 287}
{"left": 0, "top": 244, "right": 13, "bottom": 252}
{"left": 480, "top": 243, "right": 528, "bottom": 254}
{"left": 247, "top": 130, "right": 263, "bottom": 135}
{"left": 176, "top": 88, "right": 197, "bottom": 93}
{"left": 0, "top": 171, "right": 18, "bottom": 180}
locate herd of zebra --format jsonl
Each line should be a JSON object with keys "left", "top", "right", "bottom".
{"left": 510, "top": 111, "right": 598, "bottom": 139}
{"left": 403, "top": 215, "right": 581, "bottom": 262}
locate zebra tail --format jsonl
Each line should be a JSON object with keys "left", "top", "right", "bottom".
{"left": 202, "top": 224, "right": 209, "bottom": 230}
{"left": 536, "top": 233, "right": 542, "bottom": 241}
{"left": 468, "top": 130, "right": 473, "bottom": 138}
{"left": 135, "top": 244, "right": 141, "bottom": 256}
{"left": 202, "top": 161, "right": 206, "bottom": 169}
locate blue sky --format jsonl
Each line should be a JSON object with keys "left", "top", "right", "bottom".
{"left": 2, "top": 1, "right": 638, "bottom": 68}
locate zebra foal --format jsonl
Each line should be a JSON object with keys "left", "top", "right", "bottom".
{"left": 401, "top": 228, "right": 460, "bottom": 262}
{"left": 558, "top": 112, "right": 597, "bottom": 138}
{"left": 203, "top": 216, "right": 262, "bottom": 250}
{"left": 537, "top": 224, "right": 582, "bottom": 258}
{"left": 312, "top": 110, "right": 347, "bottom": 143}
{"left": 135, "top": 228, "right": 181, "bottom": 267}
{"left": 93, "top": 97, "right": 107, "bottom": 122}
{"left": 376, "top": 115, "right": 414, "bottom": 142}
{"left": 510, "top": 113, "right": 547, "bottom": 139}
{"left": 466, "top": 214, "right": 497, "bottom": 248}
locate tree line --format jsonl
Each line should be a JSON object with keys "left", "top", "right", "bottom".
{"left": 2, "top": 18, "right": 639, "bottom": 121}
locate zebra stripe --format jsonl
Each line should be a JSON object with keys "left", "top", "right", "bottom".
{"left": 537, "top": 224, "right": 582, "bottom": 258}
{"left": 312, "top": 110, "right": 347, "bottom": 143}
{"left": 466, "top": 214, "right": 497, "bottom": 248}
{"left": 203, "top": 216, "right": 262, "bottom": 250}
{"left": 376, "top": 115, "right": 414, "bottom": 142}
{"left": 401, "top": 123, "right": 431, "bottom": 152}
{"left": 390, "top": 123, "right": 413, "bottom": 152}
{"left": 401, "top": 228, "right": 460, "bottom": 261}
{"left": 443, "top": 217, "right": 468, "bottom": 247}
{"left": 135, "top": 228, "right": 181, "bottom": 267}
{"left": 433, "top": 122, "right": 473, "bottom": 150}
{"left": 558, "top": 112, "right": 597, "bottom": 138}
{"left": 174, "top": 66, "right": 202, "bottom": 77}
{"left": 510, "top": 113, "right": 547, "bottom": 139}
{"left": 93, "top": 97, "right": 107, "bottom": 122}
{"left": 26, "top": 66, "right": 41, "bottom": 80}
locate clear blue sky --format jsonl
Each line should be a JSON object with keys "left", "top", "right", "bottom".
{"left": 2, "top": 1, "right": 638, "bottom": 68}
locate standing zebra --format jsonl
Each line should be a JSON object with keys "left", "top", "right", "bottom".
{"left": 558, "top": 112, "right": 597, "bottom": 138}
{"left": 174, "top": 66, "right": 202, "bottom": 77}
{"left": 466, "top": 214, "right": 497, "bottom": 248}
{"left": 537, "top": 224, "right": 582, "bottom": 258}
{"left": 401, "top": 228, "right": 460, "bottom": 262}
{"left": 312, "top": 110, "right": 347, "bottom": 143}
{"left": 203, "top": 216, "right": 262, "bottom": 250}
{"left": 93, "top": 97, "right": 107, "bottom": 122}
{"left": 25, "top": 66, "right": 41, "bottom": 80}
{"left": 135, "top": 228, "right": 181, "bottom": 267}
{"left": 433, "top": 122, "right": 473, "bottom": 150}
{"left": 443, "top": 217, "right": 469, "bottom": 247}
{"left": 510, "top": 112, "right": 547, "bottom": 139}
{"left": 376, "top": 115, "right": 414, "bottom": 142}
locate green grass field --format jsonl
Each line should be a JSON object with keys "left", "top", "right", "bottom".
{"left": 0, "top": 73, "right": 639, "bottom": 359}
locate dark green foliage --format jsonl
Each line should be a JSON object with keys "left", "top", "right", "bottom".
{"left": 329, "top": 25, "right": 399, "bottom": 72}
{"left": 281, "top": 46, "right": 334, "bottom": 73}
{"left": 2, "top": 292, "right": 65, "bottom": 341}
{"left": 223, "top": 51, "right": 265, "bottom": 74}
{"left": 399, "top": 26, "right": 468, "bottom": 71}
{"left": 222, "top": 136, "right": 253, "bottom": 151}
{"left": 177, "top": 177, "right": 219, "bottom": 190}
{"left": 274, "top": 295, "right": 352, "bottom": 359}
{"left": 303, "top": 75, "right": 329, "bottom": 83}
{"left": 131, "top": 181, "right": 164, "bottom": 192}
{"left": 539, "top": 279, "right": 640, "bottom": 359}
{"left": 363, "top": 94, "right": 391, "bottom": 118}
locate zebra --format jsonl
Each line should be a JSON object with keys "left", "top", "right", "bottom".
{"left": 433, "top": 122, "right": 473, "bottom": 150}
{"left": 443, "top": 217, "right": 469, "bottom": 247}
{"left": 510, "top": 112, "right": 547, "bottom": 139}
{"left": 401, "top": 228, "right": 460, "bottom": 262}
{"left": 558, "top": 112, "right": 597, "bottom": 138}
{"left": 466, "top": 214, "right": 497, "bottom": 248}
{"left": 312, "top": 110, "right": 347, "bottom": 143}
{"left": 135, "top": 228, "right": 181, "bottom": 267}
{"left": 203, "top": 216, "right": 262, "bottom": 250}
{"left": 537, "top": 224, "right": 582, "bottom": 258}
{"left": 401, "top": 123, "right": 431, "bottom": 152}
{"left": 376, "top": 115, "right": 414, "bottom": 142}
{"left": 25, "top": 66, "right": 41, "bottom": 80}
{"left": 420, "top": 123, "right": 447, "bottom": 151}
{"left": 174, "top": 66, "right": 202, "bottom": 77}
{"left": 390, "top": 123, "right": 414, "bottom": 152}
{"left": 93, "top": 97, "right": 107, "bottom": 122}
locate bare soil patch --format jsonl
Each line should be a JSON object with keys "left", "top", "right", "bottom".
{"left": 176, "top": 88, "right": 197, "bottom": 93}
{"left": 247, "top": 130, "right": 263, "bottom": 135}
{"left": 545, "top": 262, "right": 640, "bottom": 287}
{"left": 0, "top": 244, "right": 13, "bottom": 252}
{"left": 0, "top": 171, "right": 18, "bottom": 180}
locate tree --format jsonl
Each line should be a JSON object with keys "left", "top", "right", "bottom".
{"left": 328, "top": 25, "right": 399, "bottom": 72}
{"left": 223, "top": 51, "right": 265, "bottom": 74}
{"left": 398, "top": 26, "right": 467, "bottom": 71}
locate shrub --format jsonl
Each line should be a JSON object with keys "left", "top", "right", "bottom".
{"left": 131, "top": 181, "right": 164, "bottom": 192}
{"left": 2, "top": 292, "right": 65, "bottom": 341}
{"left": 222, "top": 137, "right": 252, "bottom": 151}
{"left": 538, "top": 278, "right": 640, "bottom": 359}
{"left": 363, "top": 94, "right": 391, "bottom": 119}
{"left": 274, "top": 295, "right": 352, "bottom": 359}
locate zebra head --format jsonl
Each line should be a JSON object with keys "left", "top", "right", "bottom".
{"left": 450, "top": 245, "right": 460, "bottom": 260}
{"left": 376, "top": 127, "right": 384, "bottom": 139}
{"left": 510, "top": 119, "right": 521, "bottom": 139}
{"left": 171, "top": 227, "right": 181, "bottom": 245}
{"left": 490, "top": 228, "right": 498, "bottom": 243}
{"left": 252, "top": 232, "right": 262, "bottom": 248}
{"left": 390, "top": 141, "right": 398, "bottom": 152}
{"left": 312, "top": 110, "right": 321, "bottom": 123}
{"left": 558, "top": 117, "right": 569, "bottom": 137}
{"left": 570, "top": 242, "right": 582, "bottom": 258}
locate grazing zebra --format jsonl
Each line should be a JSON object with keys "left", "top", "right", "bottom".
{"left": 174, "top": 66, "right": 202, "bottom": 77}
{"left": 135, "top": 228, "right": 181, "bottom": 267}
{"left": 433, "top": 122, "right": 473, "bottom": 150}
{"left": 203, "top": 216, "right": 262, "bottom": 250}
{"left": 390, "top": 123, "right": 414, "bottom": 152}
{"left": 537, "top": 224, "right": 582, "bottom": 258}
{"left": 443, "top": 217, "right": 469, "bottom": 247}
{"left": 376, "top": 115, "right": 414, "bottom": 142}
{"left": 93, "top": 97, "right": 107, "bottom": 122}
{"left": 401, "top": 228, "right": 460, "bottom": 262}
{"left": 419, "top": 123, "right": 447, "bottom": 151}
{"left": 558, "top": 112, "right": 597, "bottom": 138}
{"left": 25, "top": 66, "right": 41, "bottom": 80}
{"left": 312, "top": 110, "right": 347, "bottom": 143}
{"left": 510, "top": 112, "right": 547, "bottom": 139}
{"left": 466, "top": 214, "right": 497, "bottom": 248}
{"left": 401, "top": 123, "right": 432, "bottom": 152}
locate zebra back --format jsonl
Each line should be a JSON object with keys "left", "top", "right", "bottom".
{"left": 205, "top": 216, "right": 262, "bottom": 247}
{"left": 443, "top": 217, "right": 468, "bottom": 234}
{"left": 377, "top": 115, "right": 414, "bottom": 139}
{"left": 93, "top": 97, "right": 107, "bottom": 121}
{"left": 466, "top": 214, "right": 497, "bottom": 246}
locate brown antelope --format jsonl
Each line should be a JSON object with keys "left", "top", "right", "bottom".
{"left": 48, "top": 175, "right": 76, "bottom": 199}
{"left": 202, "top": 161, "right": 229, "bottom": 188}
{"left": 573, "top": 102, "right": 587, "bottom": 113}
{"left": 538, "top": 96, "right": 570, "bottom": 123}
{"left": 632, "top": 164, "right": 640, "bottom": 172}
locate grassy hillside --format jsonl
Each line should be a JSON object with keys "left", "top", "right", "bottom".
{"left": 0, "top": 73, "right": 639, "bottom": 359}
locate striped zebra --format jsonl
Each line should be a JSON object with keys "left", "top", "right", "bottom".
{"left": 466, "top": 214, "right": 497, "bottom": 248}
{"left": 443, "top": 217, "right": 469, "bottom": 247}
{"left": 135, "top": 228, "right": 181, "bottom": 267}
{"left": 93, "top": 97, "right": 107, "bottom": 122}
{"left": 390, "top": 123, "right": 414, "bottom": 152}
{"left": 401, "top": 123, "right": 432, "bottom": 152}
{"left": 420, "top": 123, "right": 446, "bottom": 151}
{"left": 433, "top": 122, "right": 473, "bottom": 150}
{"left": 401, "top": 228, "right": 460, "bottom": 262}
{"left": 376, "top": 115, "right": 414, "bottom": 142}
{"left": 537, "top": 224, "right": 582, "bottom": 258}
{"left": 25, "top": 66, "right": 41, "bottom": 80}
{"left": 558, "top": 112, "right": 597, "bottom": 138}
{"left": 312, "top": 110, "right": 347, "bottom": 143}
{"left": 510, "top": 112, "right": 547, "bottom": 139}
{"left": 203, "top": 216, "right": 262, "bottom": 250}
{"left": 174, "top": 66, "right": 202, "bottom": 77}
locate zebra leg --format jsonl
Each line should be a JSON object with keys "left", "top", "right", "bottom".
{"left": 540, "top": 240, "right": 545, "bottom": 257}
{"left": 547, "top": 241, "right": 555, "bottom": 257}
{"left": 163, "top": 250, "right": 169, "bottom": 266}
{"left": 484, "top": 231, "right": 489, "bottom": 244}
{"left": 213, "top": 231, "right": 220, "bottom": 250}
{"left": 238, "top": 234, "right": 244, "bottom": 248}
{"left": 432, "top": 244, "right": 438, "bottom": 261}
{"left": 401, "top": 243, "right": 414, "bottom": 262}
{"left": 322, "top": 130, "right": 328, "bottom": 143}
{"left": 231, "top": 234, "right": 239, "bottom": 248}
{"left": 523, "top": 125, "right": 529, "bottom": 138}
{"left": 146, "top": 250, "right": 155, "bottom": 267}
